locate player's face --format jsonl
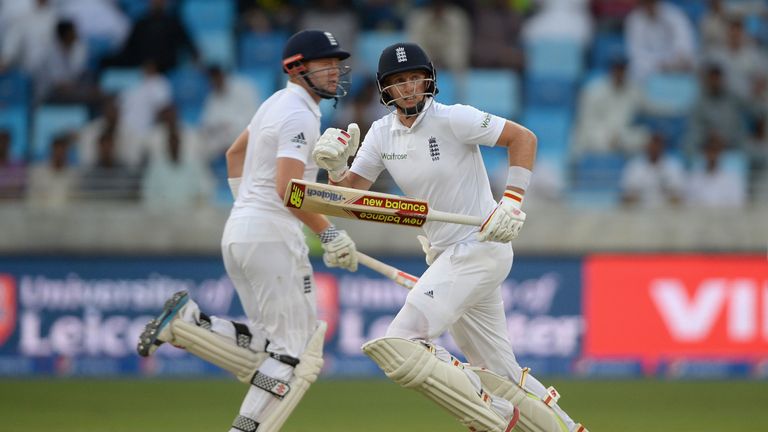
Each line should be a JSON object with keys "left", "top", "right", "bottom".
{"left": 304, "top": 58, "right": 348, "bottom": 95}
{"left": 383, "top": 70, "right": 430, "bottom": 110}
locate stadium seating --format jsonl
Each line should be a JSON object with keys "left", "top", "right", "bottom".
{"left": 355, "top": 31, "right": 407, "bottom": 73}
{"left": 239, "top": 32, "right": 288, "bottom": 70}
{"left": 464, "top": 69, "right": 520, "bottom": 119}
{"left": 193, "top": 30, "right": 235, "bottom": 68}
{"left": 239, "top": 68, "right": 279, "bottom": 99}
{"left": 32, "top": 105, "right": 89, "bottom": 161}
{"left": 0, "top": 70, "right": 30, "bottom": 107}
{"left": 525, "top": 39, "right": 585, "bottom": 80}
{"left": 520, "top": 108, "right": 572, "bottom": 159}
{"left": 0, "top": 107, "right": 29, "bottom": 162}
{"left": 643, "top": 73, "right": 699, "bottom": 115}
{"left": 525, "top": 76, "right": 578, "bottom": 109}
{"left": 170, "top": 67, "right": 210, "bottom": 125}
{"left": 100, "top": 68, "right": 142, "bottom": 94}
{"left": 590, "top": 32, "right": 626, "bottom": 71}
{"left": 180, "top": 0, "right": 235, "bottom": 33}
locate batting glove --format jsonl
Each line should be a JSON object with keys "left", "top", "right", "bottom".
{"left": 319, "top": 225, "right": 358, "bottom": 272}
{"left": 416, "top": 235, "right": 438, "bottom": 266}
{"left": 476, "top": 191, "right": 526, "bottom": 243}
{"left": 312, "top": 123, "right": 360, "bottom": 182}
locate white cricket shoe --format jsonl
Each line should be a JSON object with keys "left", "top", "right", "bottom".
{"left": 136, "top": 290, "right": 190, "bottom": 357}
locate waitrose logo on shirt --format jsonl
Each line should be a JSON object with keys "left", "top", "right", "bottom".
{"left": 381, "top": 152, "right": 408, "bottom": 160}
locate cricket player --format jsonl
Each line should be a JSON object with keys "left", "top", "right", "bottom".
{"left": 136, "top": 30, "right": 359, "bottom": 432}
{"left": 312, "top": 43, "right": 588, "bottom": 432}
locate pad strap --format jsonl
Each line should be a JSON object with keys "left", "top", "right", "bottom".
{"left": 232, "top": 415, "right": 259, "bottom": 432}
{"left": 251, "top": 371, "right": 292, "bottom": 399}
{"left": 264, "top": 340, "right": 300, "bottom": 367}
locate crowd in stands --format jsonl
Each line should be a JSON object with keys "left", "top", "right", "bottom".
{"left": 0, "top": 0, "right": 766, "bottom": 210}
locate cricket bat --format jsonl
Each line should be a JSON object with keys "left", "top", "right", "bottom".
{"left": 357, "top": 252, "right": 418, "bottom": 290}
{"left": 284, "top": 179, "right": 483, "bottom": 227}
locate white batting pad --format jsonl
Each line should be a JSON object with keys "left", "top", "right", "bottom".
{"left": 257, "top": 321, "right": 327, "bottom": 432}
{"left": 362, "top": 337, "right": 510, "bottom": 432}
{"left": 470, "top": 367, "right": 570, "bottom": 432}
{"left": 172, "top": 320, "right": 267, "bottom": 384}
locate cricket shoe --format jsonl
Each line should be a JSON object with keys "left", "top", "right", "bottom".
{"left": 137, "top": 290, "right": 190, "bottom": 357}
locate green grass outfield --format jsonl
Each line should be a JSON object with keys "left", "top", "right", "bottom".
{"left": 1, "top": 378, "right": 766, "bottom": 431}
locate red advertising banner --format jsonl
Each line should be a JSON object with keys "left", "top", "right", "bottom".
{"left": 584, "top": 255, "right": 768, "bottom": 363}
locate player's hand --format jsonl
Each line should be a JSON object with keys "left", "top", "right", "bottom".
{"left": 477, "top": 191, "right": 526, "bottom": 243}
{"left": 416, "top": 235, "right": 438, "bottom": 266}
{"left": 319, "top": 226, "right": 358, "bottom": 271}
{"left": 312, "top": 123, "right": 360, "bottom": 182}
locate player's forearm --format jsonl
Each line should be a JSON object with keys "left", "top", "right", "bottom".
{"left": 505, "top": 127, "right": 537, "bottom": 172}
{"left": 288, "top": 208, "right": 332, "bottom": 234}
{"left": 226, "top": 129, "right": 248, "bottom": 178}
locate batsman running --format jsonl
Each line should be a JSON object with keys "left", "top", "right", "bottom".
{"left": 312, "top": 42, "right": 589, "bottom": 432}
{"left": 136, "top": 30, "right": 359, "bottom": 432}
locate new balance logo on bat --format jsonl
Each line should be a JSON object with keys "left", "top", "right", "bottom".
{"left": 424, "top": 290, "right": 434, "bottom": 298}
{"left": 291, "top": 133, "right": 307, "bottom": 147}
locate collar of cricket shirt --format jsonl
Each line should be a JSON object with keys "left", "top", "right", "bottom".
{"left": 286, "top": 81, "right": 322, "bottom": 118}
{"left": 389, "top": 97, "right": 435, "bottom": 133}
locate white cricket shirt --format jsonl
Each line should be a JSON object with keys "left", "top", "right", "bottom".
{"left": 230, "top": 81, "right": 321, "bottom": 225}
{"left": 350, "top": 100, "right": 506, "bottom": 249}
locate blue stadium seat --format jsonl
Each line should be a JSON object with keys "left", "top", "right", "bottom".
{"left": 525, "top": 39, "right": 585, "bottom": 80}
{"left": 464, "top": 69, "right": 520, "bottom": 119}
{"left": 119, "top": 0, "right": 149, "bottom": 19}
{"left": 520, "top": 108, "right": 572, "bottom": 159}
{"left": 590, "top": 32, "right": 626, "bottom": 71}
{"left": 194, "top": 30, "right": 235, "bottom": 68}
{"left": 568, "top": 153, "right": 627, "bottom": 208}
{"left": 435, "top": 70, "right": 458, "bottom": 105}
{"left": 0, "top": 107, "right": 29, "bottom": 162}
{"left": 239, "top": 67, "right": 279, "bottom": 98}
{"left": 667, "top": 0, "right": 707, "bottom": 25}
{"left": 644, "top": 73, "right": 699, "bottom": 114}
{"left": 86, "top": 36, "right": 117, "bottom": 71}
{"left": 635, "top": 114, "right": 689, "bottom": 153}
{"left": 355, "top": 31, "right": 406, "bottom": 74}
{"left": 32, "top": 105, "right": 89, "bottom": 161}
{"left": 0, "top": 70, "right": 31, "bottom": 107}
{"left": 180, "top": 0, "right": 235, "bottom": 33}
{"left": 100, "top": 68, "right": 142, "bottom": 94}
{"left": 239, "top": 32, "right": 288, "bottom": 70}
{"left": 170, "top": 67, "right": 210, "bottom": 125}
{"left": 525, "top": 76, "right": 578, "bottom": 109}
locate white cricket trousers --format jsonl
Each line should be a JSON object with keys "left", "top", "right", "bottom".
{"left": 221, "top": 216, "right": 317, "bottom": 359}
{"left": 386, "top": 239, "right": 517, "bottom": 373}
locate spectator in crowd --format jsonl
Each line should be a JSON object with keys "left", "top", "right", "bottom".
{"left": 746, "top": 115, "right": 768, "bottom": 200}
{"left": 685, "top": 63, "right": 746, "bottom": 160}
{"left": 0, "top": 0, "right": 34, "bottom": 40}
{"left": 0, "top": 0, "right": 57, "bottom": 74}
{"left": 102, "top": 0, "right": 198, "bottom": 73}
{"left": 0, "top": 129, "right": 26, "bottom": 199}
{"left": 699, "top": 0, "right": 731, "bottom": 52}
{"left": 118, "top": 59, "right": 172, "bottom": 161}
{"left": 26, "top": 133, "right": 77, "bottom": 208}
{"left": 142, "top": 105, "right": 212, "bottom": 208}
{"left": 621, "top": 132, "right": 686, "bottom": 207}
{"left": 79, "top": 130, "right": 142, "bottom": 200}
{"left": 58, "top": 0, "right": 130, "bottom": 51}
{"left": 333, "top": 78, "right": 389, "bottom": 138}
{"left": 145, "top": 105, "right": 204, "bottom": 162}
{"left": 707, "top": 16, "right": 768, "bottom": 100}
{"left": 471, "top": 0, "right": 524, "bottom": 71}
{"left": 35, "top": 19, "right": 101, "bottom": 107}
{"left": 686, "top": 130, "right": 747, "bottom": 207}
{"left": 299, "top": 0, "right": 358, "bottom": 55}
{"left": 747, "top": 72, "right": 768, "bottom": 123}
{"left": 78, "top": 96, "right": 141, "bottom": 169}
{"left": 590, "top": 0, "right": 637, "bottom": 32}
{"left": 522, "top": 0, "right": 594, "bottom": 51}
{"left": 200, "top": 66, "right": 259, "bottom": 162}
{"left": 625, "top": 0, "right": 697, "bottom": 82}
{"left": 572, "top": 56, "right": 649, "bottom": 157}
{"left": 406, "top": 0, "right": 471, "bottom": 78}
